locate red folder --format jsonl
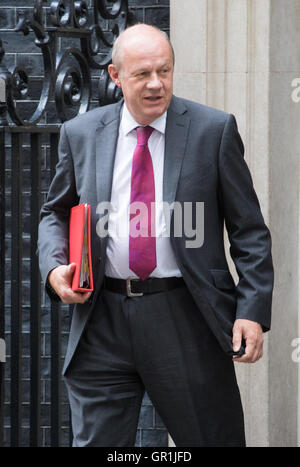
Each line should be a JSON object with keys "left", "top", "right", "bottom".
{"left": 69, "top": 203, "right": 94, "bottom": 292}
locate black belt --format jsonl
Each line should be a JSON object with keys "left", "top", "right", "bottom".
{"left": 103, "top": 276, "right": 185, "bottom": 297}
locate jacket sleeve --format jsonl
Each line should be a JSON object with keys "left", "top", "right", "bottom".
{"left": 218, "top": 114, "right": 274, "bottom": 331}
{"left": 38, "top": 123, "right": 79, "bottom": 293}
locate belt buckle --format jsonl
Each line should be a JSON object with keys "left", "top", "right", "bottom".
{"left": 126, "top": 277, "right": 143, "bottom": 297}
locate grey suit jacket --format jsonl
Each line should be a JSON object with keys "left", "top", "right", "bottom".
{"left": 38, "top": 95, "right": 274, "bottom": 375}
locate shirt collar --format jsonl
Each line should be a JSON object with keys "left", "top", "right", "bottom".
{"left": 121, "top": 102, "right": 167, "bottom": 136}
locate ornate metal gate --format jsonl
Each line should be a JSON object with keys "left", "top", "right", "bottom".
{"left": 0, "top": 0, "right": 136, "bottom": 447}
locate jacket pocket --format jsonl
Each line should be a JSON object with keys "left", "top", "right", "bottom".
{"left": 210, "top": 269, "right": 235, "bottom": 290}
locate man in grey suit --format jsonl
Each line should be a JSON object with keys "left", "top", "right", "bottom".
{"left": 38, "top": 24, "right": 274, "bottom": 447}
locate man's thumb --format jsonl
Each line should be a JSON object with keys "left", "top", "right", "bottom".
{"left": 232, "top": 325, "right": 242, "bottom": 352}
{"left": 67, "top": 263, "right": 76, "bottom": 276}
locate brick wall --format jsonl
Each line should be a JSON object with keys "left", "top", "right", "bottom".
{"left": 0, "top": 0, "right": 170, "bottom": 447}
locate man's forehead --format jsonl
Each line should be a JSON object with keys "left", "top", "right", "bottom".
{"left": 114, "top": 27, "right": 174, "bottom": 71}
{"left": 121, "top": 42, "right": 172, "bottom": 64}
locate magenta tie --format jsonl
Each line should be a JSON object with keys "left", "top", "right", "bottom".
{"left": 129, "top": 126, "right": 157, "bottom": 280}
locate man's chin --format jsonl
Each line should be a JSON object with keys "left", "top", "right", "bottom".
{"left": 142, "top": 106, "right": 167, "bottom": 123}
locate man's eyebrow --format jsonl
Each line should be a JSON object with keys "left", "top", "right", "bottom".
{"left": 130, "top": 64, "right": 151, "bottom": 74}
{"left": 131, "top": 62, "right": 173, "bottom": 74}
{"left": 131, "top": 68, "right": 149, "bottom": 74}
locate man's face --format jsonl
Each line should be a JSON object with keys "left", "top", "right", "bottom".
{"left": 108, "top": 30, "right": 174, "bottom": 125}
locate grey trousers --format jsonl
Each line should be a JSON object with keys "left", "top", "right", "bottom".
{"left": 63, "top": 284, "right": 245, "bottom": 447}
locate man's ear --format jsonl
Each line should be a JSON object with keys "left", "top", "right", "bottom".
{"left": 108, "top": 64, "right": 121, "bottom": 88}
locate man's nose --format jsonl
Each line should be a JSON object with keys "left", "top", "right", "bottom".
{"left": 147, "top": 73, "right": 162, "bottom": 89}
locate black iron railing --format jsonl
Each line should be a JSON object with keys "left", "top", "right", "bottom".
{"left": 0, "top": 0, "right": 131, "bottom": 126}
{"left": 0, "top": 0, "right": 134, "bottom": 447}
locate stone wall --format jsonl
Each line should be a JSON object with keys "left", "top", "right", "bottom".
{"left": 170, "top": 0, "right": 300, "bottom": 447}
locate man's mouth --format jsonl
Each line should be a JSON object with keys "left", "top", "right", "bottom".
{"left": 144, "top": 96, "right": 163, "bottom": 103}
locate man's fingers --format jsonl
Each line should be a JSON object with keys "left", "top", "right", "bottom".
{"left": 60, "top": 288, "right": 92, "bottom": 304}
{"left": 234, "top": 339, "right": 256, "bottom": 362}
{"left": 49, "top": 264, "right": 91, "bottom": 304}
{"left": 234, "top": 336, "right": 263, "bottom": 363}
{"left": 232, "top": 319, "right": 264, "bottom": 363}
{"left": 49, "top": 264, "right": 75, "bottom": 291}
{"left": 75, "top": 291, "right": 92, "bottom": 304}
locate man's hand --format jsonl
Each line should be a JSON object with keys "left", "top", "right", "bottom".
{"left": 48, "top": 263, "right": 92, "bottom": 304}
{"left": 232, "top": 318, "right": 264, "bottom": 363}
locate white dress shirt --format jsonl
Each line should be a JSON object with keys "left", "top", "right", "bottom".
{"left": 104, "top": 103, "right": 182, "bottom": 279}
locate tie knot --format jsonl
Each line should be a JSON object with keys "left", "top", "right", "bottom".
{"left": 136, "top": 126, "right": 154, "bottom": 146}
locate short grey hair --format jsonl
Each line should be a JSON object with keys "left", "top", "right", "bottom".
{"left": 111, "top": 24, "right": 175, "bottom": 71}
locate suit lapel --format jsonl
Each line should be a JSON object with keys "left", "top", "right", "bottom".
{"left": 163, "top": 96, "right": 190, "bottom": 207}
{"left": 95, "top": 100, "right": 123, "bottom": 206}
{"left": 92, "top": 101, "right": 123, "bottom": 303}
